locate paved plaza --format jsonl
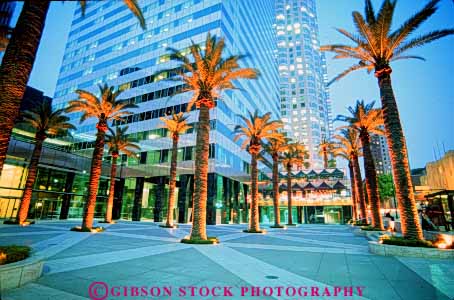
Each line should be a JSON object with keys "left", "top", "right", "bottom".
{"left": 0, "top": 221, "right": 453, "bottom": 300}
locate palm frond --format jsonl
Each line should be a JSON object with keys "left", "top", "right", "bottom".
{"left": 162, "top": 33, "right": 258, "bottom": 110}
{"left": 106, "top": 125, "right": 141, "bottom": 157}
{"left": 20, "top": 99, "right": 74, "bottom": 138}
{"left": 364, "top": 0, "right": 376, "bottom": 25}
{"left": 335, "top": 28, "right": 367, "bottom": 46}
{"left": 122, "top": 0, "right": 146, "bottom": 29}
{"left": 392, "top": 29, "right": 454, "bottom": 59}
{"left": 391, "top": 55, "right": 426, "bottom": 62}
{"left": 337, "top": 100, "right": 383, "bottom": 137}
{"left": 68, "top": 84, "right": 135, "bottom": 126}
{"left": 388, "top": 0, "right": 439, "bottom": 53}
{"left": 352, "top": 11, "right": 379, "bottom": 57}
{"left": 327, "top": 63, "right": 371, "bottom": 86}
{"left": 375, "top": 0, "right": 397, "bottom": 57}
{"left": 233, "top": 110, "right": 283, "bottom": 152}
{"left": 323, "top": 0, "right": 451, "bottom": 83}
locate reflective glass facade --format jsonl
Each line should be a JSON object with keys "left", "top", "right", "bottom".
{"left": 0, "top": 136, "right": 113, "bottom": 220}
{"left": 49, "top": 0, "right": 279, "bottom": 223}
{"left": 53, "top": 0, "right": 279, "bottom": 181}
{"left": 275, "top": 0, "right": 332, "bottom": 168}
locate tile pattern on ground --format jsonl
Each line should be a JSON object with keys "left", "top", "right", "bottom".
{"left": 0, "top": 220, "right": 452, "bottom": 300}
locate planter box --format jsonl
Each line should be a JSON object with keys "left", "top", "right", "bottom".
{"left": 353, "top": 229, "right": 367, "bottom": 236}
{"left": 424, "top": 231, "right": 454, "bottom": 243}
{"left": 0, "top": 256, "right": 44, "bottom": 292}
{"left": 368, "top": 241, "right": 454, "bottom": 259}
{"left": 353, "top": 229, "right": 387, "bottom": 239}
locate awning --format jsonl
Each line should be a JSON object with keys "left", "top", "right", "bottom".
{"left": 331, "top": 168, "right": 345, "bottom": 178}
{"left": 303, "top": 182, "right": 316, "bottom": 190}
{"left": 332, "top": 181, "right": 346, "bottom": 190}
{"left": 318, "top": 169, "right": 331, "bottom": 178}
{"left": 317, "top": 182, "right": 332, "bottom": 190}
{"left": 279, "top": 184, "right": 288, "bottom": 191}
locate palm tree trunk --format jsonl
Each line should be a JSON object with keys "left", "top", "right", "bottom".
{"left": 82, "top": 126, "right": 106, "bottom": 230}
{"left": 348, "top": 160, "right": 358, "bottom": 221}
{"left": 360, "top": 132, "right": 384, "bottom": 230}
{"left": 190, "top": 105, "right": 210, "bottom": 240}
{"left": 377, "top": 73, "right": 423, "bottom": 240}
{"left": 286, "top": 164, "right": 293, "bottom": 225}
{"left": 104, "top": 156, "right": 117, "bottom": 223}
{"left": 323, "top": 150, "right": 328, "bottom": 169}
{"left": 249, "top": 152, "right": 260, "bottom": 231}
{"left": 272, "top": 155, "right": 281, "bottom": 227}
{"left": 16, "top": 136, "right": 44, "bottom": 224}
{"left": 166, "top": 137, "right": 178, "bottom": 227}
{"left": 0, "top": 1, "right": 50, "bottom": 177}
{"left": 352, "top": 155, "right": 367, "bottom": 223}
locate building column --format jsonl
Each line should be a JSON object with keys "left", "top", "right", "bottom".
{"left": 222, "top": 176, "right": 231, "bottom": 224}
{"left": 59, "top": 172, "right": 75, "bottom": 220}
{"left": 233, "top": 181, "right": 240, "bottom": 224}
{"left": 178, "top": 175, "right": 193, "bottom": 223}
{"left": 447, "top": 194, "right": 454, "bottom": 231}
{"left": 112, "top": 178, "right": 125, "bottom": 220}
{"left": 177, "top": 175, "right": 188, "bottom": 223}
{"left": 154, "top": 177, "right": 165, "bottom": 222}
{"left": 206, "top": 173, "right": 217, "bottom": 225}
{"left": 259, "top": 205, "right": 263, "bottom": 222}
{"left": 243, "top": 183, "right": 249, "bottom": 223}
{"left": 132, "top": 177, "right": 144, "bottom": 221}
{"left": 297, "top": 206, "right": 303, "bottom": 224}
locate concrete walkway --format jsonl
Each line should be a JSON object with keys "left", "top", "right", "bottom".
{"left": 0, "top": 220, "right": 452, "bottom": 300}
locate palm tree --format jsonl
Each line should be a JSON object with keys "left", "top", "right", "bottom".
{"left": 262, "top": 133, "right": 288, "bottom": 228}
{"left": 281, "top": 142, "right": 308, "bottom": 226}
{"left": 337, "top": 100, "right": 384, "bottom": 230}
{"left": 15, "top": 99, "right": 75, "bottom": 225}
{"left": 321, "top": 0, "right": 454, "bottom": 239}
{"left": 0, "top": 1, "right": 145, "bottom": 177}
{"left": 161, "top": 33, "right": 258, "bottom": 241}
{"left": 332, "top": 128, "right": 364, "bottom": 222}
{"left": 104, "top": 126, "right": 140, "bottom": 224}
{"left": 66, "top": 84, "right": 136, "bottom": 231}
{"left": 159, "top": 112, "right": 191, "bottom": 228}
{"left": 318, "top": 136, "right": 333, "bottom": 169}
{"left": 234, "top": 110, "right": 283, "bottom": 233}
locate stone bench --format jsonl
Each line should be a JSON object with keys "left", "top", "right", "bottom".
{"left": 0, "top": 256, "right": 44, "bottom": 292}
{"left": 368, "top": 241, "right": 454, "bottom": 259}
{"left": 424, "top": 230, "right": 453, "bottom": 243}
{"left": 353, "top": 228, "right": 388, "bottom": 240}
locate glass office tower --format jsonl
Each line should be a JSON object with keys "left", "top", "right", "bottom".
{"left": 52, "top": 0, "right": 279, "bottom": 224}
{"left": 275, "top": 0, "right": 332, "bottom": 169}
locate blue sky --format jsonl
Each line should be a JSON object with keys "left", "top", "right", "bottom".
{"left": 11, "top": 0, "right": 454, "bottom": 168}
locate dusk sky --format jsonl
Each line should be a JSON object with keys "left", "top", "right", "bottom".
{"left": 11, "top": 0, "right": 454, "bottom": 169}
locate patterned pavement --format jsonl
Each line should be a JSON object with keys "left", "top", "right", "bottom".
{"left": 0, "top": 221, "right": 453, "bottom": 300}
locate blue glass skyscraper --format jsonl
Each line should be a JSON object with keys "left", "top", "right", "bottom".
{"left": 53, "top": 0, "right": 279, "bottom": 224}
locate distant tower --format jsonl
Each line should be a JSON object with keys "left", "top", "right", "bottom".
{"left": 275, "top": 0, "right": 332, "bottom": 169}
{"left": 370, "top": 133, "right": 392, "bottom": 175}
{"left": 0, "top": 1, "right": 16, "bottom": 53}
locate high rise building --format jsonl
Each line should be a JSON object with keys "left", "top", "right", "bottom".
{"left": 275, "top": 0, "right": 332, "bottom": 169}
{"left": 0, "top": 1, "right": 16, "bottom": 54}
{"left": 52, "top": 0, "right": 279, "bottom": 224}
{"left": 370, "top": 133, "right": 392, "bottom": 175}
